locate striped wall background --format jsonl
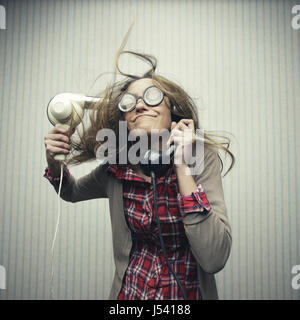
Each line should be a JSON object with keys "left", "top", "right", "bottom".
{"left": 0, "top": 0, "right": 299, "bottom": 300}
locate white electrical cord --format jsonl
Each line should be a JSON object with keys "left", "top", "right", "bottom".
{"left": 50, "top": 162, "right": 64, "bottom": 300}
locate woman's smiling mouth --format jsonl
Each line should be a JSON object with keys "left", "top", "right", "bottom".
{"left": 134, "top": 114, "right": 156, "bottom": 122}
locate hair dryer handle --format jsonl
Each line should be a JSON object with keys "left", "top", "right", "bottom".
{"left": 53, "top": 124, "right": 70, "bottom": 161}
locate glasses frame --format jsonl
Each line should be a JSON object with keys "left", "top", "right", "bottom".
{"left": 118, "top": 85, "right": 165, "bottom": 113}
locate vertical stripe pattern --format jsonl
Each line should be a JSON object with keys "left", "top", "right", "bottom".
{"left": 0, "top": 0, "right": 299, "bottom": 300}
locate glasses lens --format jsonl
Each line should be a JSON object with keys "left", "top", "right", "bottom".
{"left": 144, "top": 86, "right": 163, "bottom": 106}
{"left": 119, "top": 94, "right": 136, "bottom": 112}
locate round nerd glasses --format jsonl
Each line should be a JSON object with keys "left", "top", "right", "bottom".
{"left": 118, "top": 85, "right": 164, "bottom": 113}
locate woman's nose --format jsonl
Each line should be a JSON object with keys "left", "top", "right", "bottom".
{"left": 135, "top": 98, "right": 148, "bottom": 111}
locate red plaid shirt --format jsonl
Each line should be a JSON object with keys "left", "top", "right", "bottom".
{"left": 106, "top": 164, "right": 211, "bottom": 300}
{"left": 43, "top": 164, "right": 211, "bottom": 300}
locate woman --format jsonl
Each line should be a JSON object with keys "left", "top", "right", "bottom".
{"left": 43, "top": 50, "right": 235, "bottom": 300}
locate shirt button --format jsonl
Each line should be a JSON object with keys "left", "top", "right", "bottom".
{"left": 153, "top": 272, "right": 158, "bottom": 279}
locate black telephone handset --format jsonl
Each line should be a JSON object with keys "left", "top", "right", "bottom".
{"left": 139, "top": 143, "right": 187, "bottom": 300}
{"left": 139, "top": 144, "right": 176, "bottom": 177}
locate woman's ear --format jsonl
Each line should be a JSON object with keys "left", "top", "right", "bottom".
{"left": 165, "top": 96, "right": 172, "bottom": 109}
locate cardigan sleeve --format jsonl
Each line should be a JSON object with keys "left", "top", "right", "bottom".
{"left": 177, "top": 183, "right": 211, "bottom": 214}
{"left": 181, "top": 146, "right": 232, "bottom": 274}
{"left": 43, "top": 163, "right": 109, "bottom": 202}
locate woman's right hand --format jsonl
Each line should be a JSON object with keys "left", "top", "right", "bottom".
{"left": 44, "top": 124, "right": 74, "bottom": 168}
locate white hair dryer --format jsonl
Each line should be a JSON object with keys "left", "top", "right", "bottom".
{"left": 47, "top": 93, "right": 100, "bottom": 161}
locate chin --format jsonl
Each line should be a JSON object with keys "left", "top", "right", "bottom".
{"left": 134, "top": 125, "right": 153, "bottom": 135}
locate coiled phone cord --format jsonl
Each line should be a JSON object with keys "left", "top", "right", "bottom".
{"left": 50, "top": 162, "right": 64, "bottom": 300}
{"left": 150, "top": 170, "right": 187, "bottom": 300}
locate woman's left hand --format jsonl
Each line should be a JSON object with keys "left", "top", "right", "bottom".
{"left": 167, "top": 119, "right": 196, "bottom": 167}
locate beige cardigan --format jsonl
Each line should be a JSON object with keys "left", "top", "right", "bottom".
{"left": 49, "top": 145, "right": 232, "bottom": 300}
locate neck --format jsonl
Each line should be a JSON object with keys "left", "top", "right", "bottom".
{"left": 147, "top": 132, "right": 170, "bottom": 151}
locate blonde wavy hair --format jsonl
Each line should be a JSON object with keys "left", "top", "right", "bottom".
{"left": 66, "top": 21, "right": 235, "bottom": 177}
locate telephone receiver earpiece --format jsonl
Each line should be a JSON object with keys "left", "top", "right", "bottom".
{"left": 47, "top": 93, "right": 100, "bottom": 161}
{"left": 139, "top": 144, "right": 177, "bottom": 177}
